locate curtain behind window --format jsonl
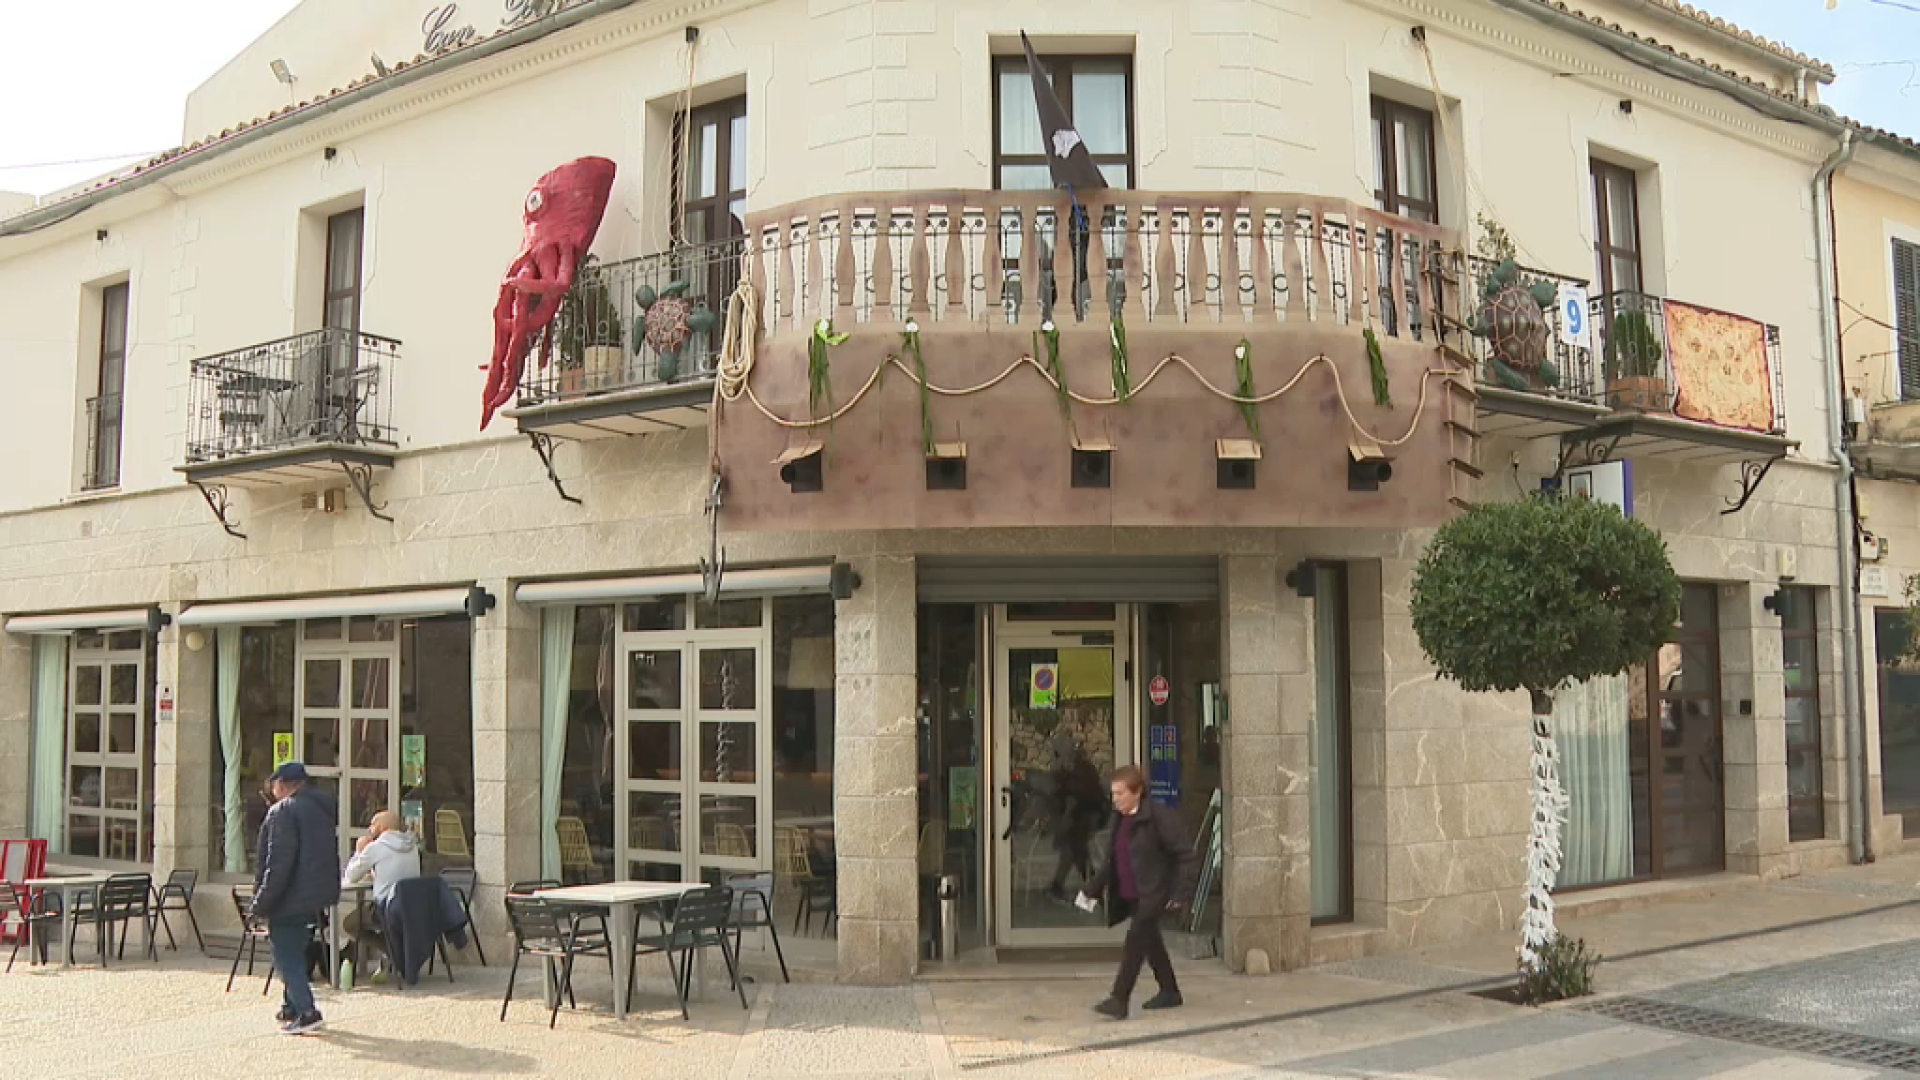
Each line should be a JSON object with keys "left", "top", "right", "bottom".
{"left": 30, "top": 636, "right": 67, "bottom": 852}
{"left": 1553, "top": 674, "right": 1633, "bottom": 887}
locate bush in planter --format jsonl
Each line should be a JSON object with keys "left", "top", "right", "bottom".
{"left": 556, "top": 255, "right": 624, "bottom": 386}
{"left": 1516, "top": 932, "right": 1602, "bottom": 1005}
{"left": 1603, "top": 309, "right": 1663, "bottom": 382}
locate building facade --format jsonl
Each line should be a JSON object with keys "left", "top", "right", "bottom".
{"left": 0, "top": 0, "right": 1905, "bottom": 982}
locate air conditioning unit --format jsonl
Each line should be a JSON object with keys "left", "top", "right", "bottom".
{"left": 1861, "top": 531, "right": 1886, "bottom": 562}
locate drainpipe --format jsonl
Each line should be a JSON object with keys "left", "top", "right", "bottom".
{"left": 1815, "top": 131, "right": 1867, "bottom": 863}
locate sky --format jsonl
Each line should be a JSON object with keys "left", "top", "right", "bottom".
{"left": 0, "top": 0, "right": 1916, "bottom": 200}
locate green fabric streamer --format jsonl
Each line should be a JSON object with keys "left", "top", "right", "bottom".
{"left": 1234, "top": 338, "right": 1261, "bottom": 441}
{"left": 904, "top": 325, "right": 932, "bottom": 456}
{"left": 810, "top": 319, "right": 849, "bottom": 421}
{"left": 1364, "top": 325, "right": 1392, "bottom": 408}
{"left": 1110, "top": 317, "right": 1132, "bottom": 402}
{"left": 1036, "top": 324, "right": 1070, "bottom": 432}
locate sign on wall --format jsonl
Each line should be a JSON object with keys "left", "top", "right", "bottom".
{"left": 1148, "top": 723, "right": 1180, "bottom": 808}
{"left": 1557, "top": 283, "right": 1592, "bottom": 350}
{"left": 1557, "top": 460, "right": 1633, "bottom": 517}
{"left": 421, "top": 0, "right": 583, "bottom": 55}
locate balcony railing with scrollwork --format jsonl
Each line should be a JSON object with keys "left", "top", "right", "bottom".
{"left": 184, "top": 328, "right": 398, "bottom": 464}
{"left": 741, "top": 191, "right": 1459, "bottom": 340}
{"left": 1464, "top": 257, "right": 1599, "bottom": 403}
{"left": 517, "top": 237, "right": 740, "bottom": 407}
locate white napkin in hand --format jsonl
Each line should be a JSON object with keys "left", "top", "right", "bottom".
{"left": 1074, "top": 892, "right": 1098, "bottom": 913}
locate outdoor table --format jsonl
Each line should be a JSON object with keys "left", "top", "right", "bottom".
{"left": 328, "top": 881, "right": 372, "bottom": 987}
{"left": 24, "top": 873, "right": 112, "bottom": 968}
{"left": 533, "top": 881, "right": 704, "bottom": 1021}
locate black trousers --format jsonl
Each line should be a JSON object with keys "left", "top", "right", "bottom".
{"left": 1111, "top": 903, "right": 1178, "bottom": 1001}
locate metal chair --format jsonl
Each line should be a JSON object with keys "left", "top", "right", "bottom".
{"left": 71, "top": 873, "right": 156, "bottom": 966}
{"left": 500, "top": 895, "right": 613, "bottom": 1029}
{"left": 636, "top": 885, "right": 748, "bottom": 1021}
{"left": 508, "top": 879, "right": 610, "bottom": 955}
{"left": 724, "top": 870, "right": 788, "bottom": 984}
{"left": 225, "top": 886, "right": 275, "bottom": 995}
{"left": 714, "top": 822, "right": 752, "bottom": 859}
{"left": 1, "top": 883, "right": 58, "bottom": 973}
{"left": 151, "top": 869, "right": 205, "bottom": 953}
{"left": 439, "top": 866, "right": 487, "bottom": 965}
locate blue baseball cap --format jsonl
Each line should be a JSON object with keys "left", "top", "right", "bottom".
{"left": 269, "top": 762, "right": 310, "bottom": 785}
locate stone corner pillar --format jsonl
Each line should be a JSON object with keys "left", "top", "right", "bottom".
{"left": 153, "top": 606, "right": 212, "bottom": 883}
{"left": 1719, "top": 582, "right": 1788, "bottom": 877}
{"left": 833, "top": 554, "right": 919, "bottom": 984}
{"left": 470, "top": 578, "right": 541, "bottom": 953}
{"left": 1220, "top": 554, "right": 1312, "bottom": 974}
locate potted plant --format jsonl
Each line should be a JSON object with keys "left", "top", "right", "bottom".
{"left": 1604, "top": 308, "right": 1666, "bottom": 412}
{"left": 556, "top": 255, "right": 625, "bottom": 395}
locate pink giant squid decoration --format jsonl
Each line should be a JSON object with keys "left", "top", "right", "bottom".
{"left": 480, "top": 156, "right": 618, "bottom": 428}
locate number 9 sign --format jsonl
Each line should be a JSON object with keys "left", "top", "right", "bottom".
{"left": 1557, "top": 284, "right": 1591, "bottom": 348}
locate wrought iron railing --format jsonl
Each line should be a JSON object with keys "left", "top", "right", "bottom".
{"left": 742, "top": 192, "right": 1460, "bottom": 341}
{"left": 82, "top": 393, "right": 122, "bottom": 490}
{"left": 184, "top": 328, "right": 399, "bottom": 464}
{"left": 1464, "top": 258, "right": 1599, "bottom": 402}
{"left": 1589, "top": 290, "right": 1786, "bottom": 432}
{"left": 517, "top": 237, "right": 741, "bottom": 407}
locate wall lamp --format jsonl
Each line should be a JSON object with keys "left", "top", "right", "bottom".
{"left": 1762, "top": 586, "right": 1790, "bottom": 619}
{"left": 1285, "top": 560, "right": 1322, "bottom": 598}
{"left": 829, "top": 562, "right": 861, "bottom": 600}
{"left": 464, "top": 585, "right": 497, "bottom": 619}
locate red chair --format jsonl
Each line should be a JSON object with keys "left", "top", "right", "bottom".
{"left": 0, "top": 841, "right": 48, "bottom": 945}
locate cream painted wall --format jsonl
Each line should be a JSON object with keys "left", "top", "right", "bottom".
{"left": 1834, "top": 156, "right": 1920, "bottom": 407}
{"left": 0, "top": 0, "right": 1838, "bottom": 517}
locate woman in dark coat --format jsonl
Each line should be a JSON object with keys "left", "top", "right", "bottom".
{"left": 1080, "top": 764, "right": 1198, "bottom": 1019}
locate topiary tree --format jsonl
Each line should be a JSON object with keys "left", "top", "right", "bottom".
{"left": 1410, "top": 494, "right": 1679, "bottom": 973}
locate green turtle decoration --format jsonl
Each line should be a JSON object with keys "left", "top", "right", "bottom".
{"left": 634, "top": 280, "right": 718, "bottom": 383}
{"left": 1467, "top": 260, "right": 1559, "bottom": 393}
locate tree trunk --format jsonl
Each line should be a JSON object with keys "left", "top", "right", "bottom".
{"left": 1519, "top": 689, "right": 1567, "bottom": 972}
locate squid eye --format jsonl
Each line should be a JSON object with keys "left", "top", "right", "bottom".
{"left": 525, "top": 189, "right": 545, "bottom": 215}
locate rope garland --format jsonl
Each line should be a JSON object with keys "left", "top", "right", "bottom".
{"left": 711, "top": 275, "right": 1455, "bottom": 449}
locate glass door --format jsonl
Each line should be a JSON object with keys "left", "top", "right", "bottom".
{"left": 992, "top": 605, "right": 1133, "bottom": 947}
{"left": 67, "top": 629, "right": 151, "bottom": 862}
{"left": 616, "top": 596, "right": 771, "bottom": 886}
{"left": 296, "top": 617, "right": 401, "bottom": 861}
{"left": 1647, "top": 584, "right": 1724, "bottom": 876}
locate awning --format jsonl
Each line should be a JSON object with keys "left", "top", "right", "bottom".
{"left": 515, "top": 565, "right": 835, "bottom": 606}
{"left": 4, "top": 608, "right": 154, "bottom": 635}
{"left": 178, "top": 587, "right": 479, "bottom": 627}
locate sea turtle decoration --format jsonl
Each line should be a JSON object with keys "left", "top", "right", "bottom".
{"left": 633, "top": 280, "right": 718, "bottom": 383}
{"left": 1468, "top": 260, "right": 1559, "bottom": 393}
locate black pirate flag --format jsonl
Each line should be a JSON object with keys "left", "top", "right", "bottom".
{"left": 1021, "top": 31, "right": 1108, "bottom": 192}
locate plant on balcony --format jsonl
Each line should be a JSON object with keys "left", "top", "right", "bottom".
{"left": 1363, "top": 326, "right": 1392, "bottom": 408}
{"left": 1035, "top": 321, "right": 1073, "bottom": 436}
{"left": 635, "top": 279, "right": 717, "bottom": 384}
{"left": 903, "top": 320, "right": 933, "bottom": 456}
{"left": 557, "top": 255, "right": 624, "bottom": 393}
{"left": 1469, "top": 260, "right": 1558, "bottom": 394}
{"left": 1411, "top": 494, "right": 1678, "bottom": 983}
{"left": 1603, "top": 309, "right": 1666, "bottom": 411}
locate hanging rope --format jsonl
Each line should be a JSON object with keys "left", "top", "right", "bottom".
{"left": 709, "top": 279, "right": 1454, "bottom": 449}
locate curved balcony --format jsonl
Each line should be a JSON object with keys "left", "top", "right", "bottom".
{"left": 713, "top": 190, "right": 1478, "bottom": 533}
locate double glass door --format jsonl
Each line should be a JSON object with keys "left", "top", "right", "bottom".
{"left": 616, "top": 596, "right": 770, "bottom": 886}
{"left": 67, "top": 630, "right": 152, "bottom": 862}
{"left": 296, "top": 617, "right": 400, "bottom": 861}
{"left": 993, "top": 605, "right": 1133, "bottom": 947}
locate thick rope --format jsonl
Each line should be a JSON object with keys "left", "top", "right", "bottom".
{"left": 712, "top": 280, "right": 1453, "bottom": 448}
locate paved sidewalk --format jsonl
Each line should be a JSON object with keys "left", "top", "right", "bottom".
{"left": 5, "top": 856, "right": 1920, "bottom": 1078}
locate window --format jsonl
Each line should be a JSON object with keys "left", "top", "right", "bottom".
{"left": 1781, "top": 588, "right": 1826, "bottom": 841}
{"left": 1309, "top": 565, "right": 1352, "bottom": 923}
{"left": 85, "top": 283, "right": 128, "bottom": 490}
{"left": 1895, "top": 237, "right": 1920, "bottom": 400}
{"left": 66, "top": 630, "right": 155, "bottom": 862}
{"left": 212, "top": 616, "right": 475, "bottom": 871}
{"left": 673, "top": 96, "right": 747, "bottom": 246}
{"left": 1371, "top": 97, "right": 1438, "bottom": 223}
{"left": 323, "top": 209, "right": 364, "bottom": 336}
{"left": 1591, "top": 160, "right": 1644, "bottom": 297}
{"left": 994, "top": 55, "right": 1134, "bottom": 190}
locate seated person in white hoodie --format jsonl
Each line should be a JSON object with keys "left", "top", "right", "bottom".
{"left": 340, "top": 810, "right": 422, "bottom": 964}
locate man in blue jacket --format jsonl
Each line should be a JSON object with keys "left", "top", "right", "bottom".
{"left": 253, "top": 762, "right": 342, "bottom": 1035}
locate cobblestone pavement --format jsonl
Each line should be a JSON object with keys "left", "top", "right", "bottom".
{"left": 7, "top": 859, "right": 1920, "bottom": 1079}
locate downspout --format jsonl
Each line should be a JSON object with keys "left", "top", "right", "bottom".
{"left": 1815, "top": 131, "right": 1867, "bottom": 862}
